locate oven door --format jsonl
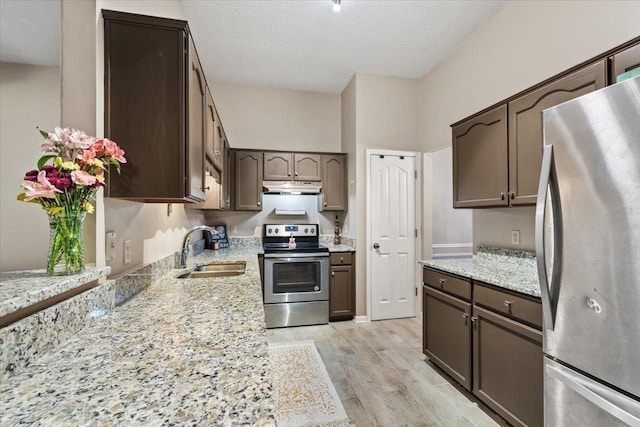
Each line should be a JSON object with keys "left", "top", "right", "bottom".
{"left": 264, "top": 254, "right": 329, "bottom": 304}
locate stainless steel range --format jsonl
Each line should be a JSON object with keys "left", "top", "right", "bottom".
{"left": 262, "top": 224, "right": 329, "bottom": 328}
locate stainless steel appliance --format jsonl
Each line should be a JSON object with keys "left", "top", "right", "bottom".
{"left": 262, "top": 223, "right": 329, "bottom": 328}
{"left": 537, "top": 76, "right": 640, "bottom": 426}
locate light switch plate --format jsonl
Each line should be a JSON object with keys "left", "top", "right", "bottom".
{"left": 511, "top": 230, "right": 521, "bottom": 245}
{"left": 105, "top": 231, "right": 116, "bottom": 262}
{"left": 123, "top": 240, "right": 132, "bottom": 264}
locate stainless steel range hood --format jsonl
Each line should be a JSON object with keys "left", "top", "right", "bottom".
{"left": 263, "top": 180, "right": 322, "bottom": 194}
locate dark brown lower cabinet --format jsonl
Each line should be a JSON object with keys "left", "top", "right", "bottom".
{"left": 472, "top": 305, "right": 543, "bottom": 427}
{"left": 329, "top": 252, "right": 355, "bottom": 321}
{"left": 422, "top": 285, "right": 472, "bottom": 391}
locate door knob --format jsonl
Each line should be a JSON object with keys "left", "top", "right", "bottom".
{"left": 373, "top": 243, "right": 380, "bottom": 249}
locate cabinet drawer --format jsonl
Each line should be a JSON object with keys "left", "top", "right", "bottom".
{"left": 330, "top": 252, "right": 353, "bottom": 265}
{"left": 423, "top": 268, "right": 471, "bottom": 301}
{"left": 474, "top": 283, "right": 542, "bottom": 329}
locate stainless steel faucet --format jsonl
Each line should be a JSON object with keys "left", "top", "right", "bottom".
{"left": 179, "top": 225, "right": 218, "bottom": 268}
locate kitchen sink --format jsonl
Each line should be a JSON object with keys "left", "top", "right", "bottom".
{"left": 177, "top": 261, "right": 246, "bottom": 279}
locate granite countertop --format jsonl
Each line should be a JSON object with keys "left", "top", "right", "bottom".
{"left": 1, "top": 247, "right": 275, "bottom": 426}
{"left": 326, "top": 243, "right": 356, "bottom": 252}
{"left": 0, "top": 266, "right": 111, "bottom": 318}
{"left": 420, "top": 247, "right": 541, "bottom": 298}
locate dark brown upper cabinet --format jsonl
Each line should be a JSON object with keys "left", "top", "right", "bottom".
{"left": 205, "top": 89, "right": 223, "bottom": 172}
{"left": 294, "top": 153, "right": 322, "bottom": 181}
{"left": 234, "top": 150, "right": 263, "bottom": 211}
{"left": 508, "top": 61, "right": 606, "bottom": 205}
{"left": 104, "top": 10, "right": 205, "bottom": 202}
{"left": 610, "top": 42, "right": 640, "bottom": 84}
{"left": 222, "top": 137, "right": 231, "bottom": 210}
{"left": 263, "top": 152, "right": 322, "bottom": 181}
{"left": 321, "top": 154, "right": 347, "bottom": 211}
{"left": 452, "top": 105, "right": 508, "bottom": 208}
{"left": 187, "top": 37, "right": 206, "bottom": 202}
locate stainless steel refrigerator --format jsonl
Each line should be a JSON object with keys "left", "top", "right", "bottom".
{"left": 537, "top": 76, "right": 640, "bottom": 426}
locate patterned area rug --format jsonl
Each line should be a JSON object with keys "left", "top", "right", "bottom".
{"left": 269, "top": 341, "right": 352, "bottom": 427}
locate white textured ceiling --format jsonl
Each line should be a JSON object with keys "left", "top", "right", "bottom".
{"left": 0, "top": 0, "right": 61, "bottom": 66}
{"left": 180, "top": 0, "right": 506, "bottom": 93}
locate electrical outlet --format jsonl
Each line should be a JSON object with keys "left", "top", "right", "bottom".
{"left": 230, "top": 225, "right": 238, "bottom": 235}
{"left": 105, "top": 231, "right": 116, "bottom": 262}
{"left": 123, "top": 240, "right": 132, "bottom": 264}
{"left": 511, "top": 230, "right": 521, "bottom": 245}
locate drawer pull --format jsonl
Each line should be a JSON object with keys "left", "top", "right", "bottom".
{"left": 504, "top": 300, "right": 513, "bottom": 307}
{"left": 340, "top": 257, "right": 344, "bottom": 262}
{"left": 462, "top": 313, "right": 469, "bottom": 324}
{"left": 438, "top": 278, "right": 446, "bottom": 288}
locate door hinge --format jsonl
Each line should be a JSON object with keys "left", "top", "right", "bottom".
{"left": 415, "top": 287, "right": 418, "bottom": 296}
{"left": 414, "top": 170, "right": 417, "bottom": 179}
{"left": 415, "top": 229, "right": 418, "bottom": 238}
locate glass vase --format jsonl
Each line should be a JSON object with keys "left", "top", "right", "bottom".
{"left": 47, "top": 211, "right": 86, "bottom": 276}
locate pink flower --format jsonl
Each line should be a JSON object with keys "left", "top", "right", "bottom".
{"left": 69, "top": 129, "right": 95, "bottom": 150}
{"left": 71, "top": 170, "right": 97, "bottom": 186}
{"left": 21, "top": 171, "right": 62, "bottom": 201}
{"left": 99, "top": 138, "right": 126, "bottom": 163}
{"left": 77, "top": 148, "right": 96, "bottom": 165}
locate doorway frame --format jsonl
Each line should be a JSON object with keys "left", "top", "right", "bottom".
{"left": 365, "top": 149, "right": 422, "bottom": 322}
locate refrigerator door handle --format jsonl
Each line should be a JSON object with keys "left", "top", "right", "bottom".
{"left": 546, "top": 361, "right": 640, "bottom": 426}
{"left": 536, "top": 145, "right": 562, "bottom": 330}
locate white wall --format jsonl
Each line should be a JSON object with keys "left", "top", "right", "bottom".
{"left": 430, "top": 147, "right": 472, "bottom": 258}
{"left": 203, "top": 195, "right": 338, "bottom": 236}
{"left": 96, "top": 0, "right": 206, "bottom": 276}
{"left": 211, "top": 83, "right": 341, "bottom": 152}
{"left": 0, "top": 63, "right": 61, "bottom": 272}
{"left": 341, "top": 73, "right": 421, "bottom": 316}
{"left": 418, "top": 0, "right": 640, "bottom": 251}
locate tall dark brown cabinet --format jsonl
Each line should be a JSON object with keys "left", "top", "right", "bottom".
{"left": 507, "top": 61, "right": 606, "bottom": 205}
{"left": 452, "top": 106, "right": 508, "bottom": 208}
{"left": 321, "top": 154, "right": 347, "bottom": 211}
{"left": 103, "top": 10, "right": 206, "bottom": 202}
{"left": 234, "top": 150, "right": 263, "bottom": 210}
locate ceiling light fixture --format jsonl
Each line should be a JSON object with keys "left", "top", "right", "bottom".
{"left": 332, "top": 0, "right": 341, "bottom": 12}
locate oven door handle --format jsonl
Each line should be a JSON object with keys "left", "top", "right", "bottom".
{"left": 266, "top": 256, "right": 327, "bottom": 263}
{"left": 264, "top": 252, "right": 329, "bottom": 259}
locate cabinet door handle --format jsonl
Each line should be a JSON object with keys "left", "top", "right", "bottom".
{"left": 324, "top": 202, "right": 327, "bottom": 207}
{"left": 509, "top": 191, "right": 515, "bottom": 200}
{"left": 202, "top": 186, "right": 210, "bottom": 191}
{"left": 257, "top": 202, "right": 261, "bottom": 206}
{"left": 295, "top": 171, "right": 298, "bottom": 176}
{"left": 471, "top": 316, "right": 477, "bottom": 324}
{"left": 462, "top": 313, "right": 469, "bottom": 324}
{"left": 500, "top": 192, "right": 505, "bottom": 200}
{"left": 332, "top": 271, "right": 335, "bottom": 277}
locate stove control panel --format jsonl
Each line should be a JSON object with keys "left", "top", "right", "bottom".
{"left": 264, "top": 224, "right": 318, "bottom": 237}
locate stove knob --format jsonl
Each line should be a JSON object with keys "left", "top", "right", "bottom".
{"left": 268, "top": 228, "right": 272, "bottom": 234}
{"left": 304, "top": 228, "right": 309, "bottom": 234}
{"left": 275, "top": 229, "right": 279, "bottom": 234}
{"left": 310, "top": 228, "right": 315, "bottom": 234}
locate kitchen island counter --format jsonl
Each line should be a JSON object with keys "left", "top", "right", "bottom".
{"left": 1, "top": 247, "right": 275, "bottom": 426}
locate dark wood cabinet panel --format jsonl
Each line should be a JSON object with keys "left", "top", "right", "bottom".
{"left": 321, "top": 154, "right": 347, "bottom": 211}
{"left": 204, "top": 90, "right": 216, "bottom": 163}
{"left": 472, "top": 306, "right": 543, "bottom": 427}
{"left": 104, "top": 10, "right": 205, "bottom": 202}
{"left": 187, "top": 37, "right": 206, "bottom": 202}
{"left": 294, "top": 153, "right": 322, "bottom": 181}
{"left": 452, "top": 105, "right": 508, "bottom": 208}
{"left": 222, "top": 138, "right": 231, "bottom": 210}
{"left": 423, "top": 286, "right": 472, "bottom": 391}
{"left": 508, "top": 60, "right": 606, "bottom": 205}
{"left": 423, "top": 268, "right": 471, "bottom": 301}
{"left": 474, "top": 283, "right": 542, "bottom": 329}
{"left": 234, "top": 150, "right": 263, "bottom": 210}
{"left": 329, "top": 265, "right": 354, "bottom": 320}
{"left": 329, "top": 252, "right": 355, "bottom": 321}
{"left": 263, "top": 152, "right": 293, "bottom": 181}
{"left": 610, "top": 42, "right": 640, "bottom": 84}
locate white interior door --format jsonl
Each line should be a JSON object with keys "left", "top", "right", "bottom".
{"left": 370, "top": 154, "right": 416, "bottom": 321}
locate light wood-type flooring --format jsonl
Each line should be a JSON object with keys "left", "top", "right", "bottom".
{"left": 267, "top": 318, "right": 505, "bottom": 427}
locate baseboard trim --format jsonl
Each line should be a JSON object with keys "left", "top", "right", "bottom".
{"left": 353, "top": 315, "right": 369, "bottom": 323}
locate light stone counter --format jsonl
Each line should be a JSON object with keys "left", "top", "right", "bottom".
{"left": 0, "top": 266, "right": 111, "bottom": 318}
{"left": 420, "top": 246, "right": 541, "bottom": 298}
{"left": 1, "top": 247, "right": 275, "bottom": 426}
